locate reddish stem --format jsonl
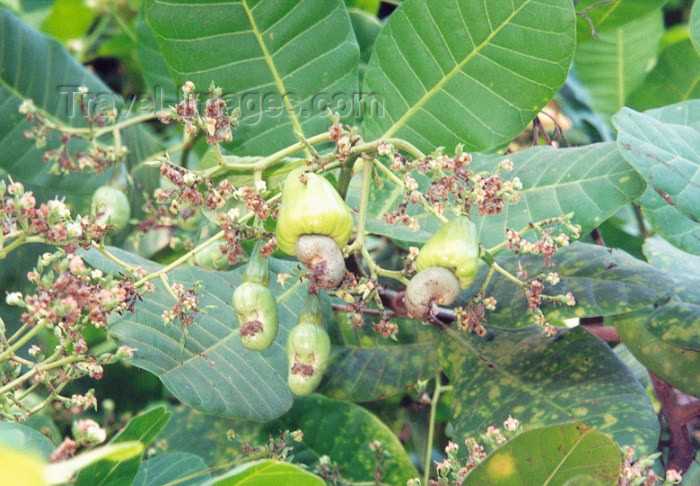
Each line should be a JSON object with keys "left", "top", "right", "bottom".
{"left": 649, "top": 373, "right": 698, "bottom": 473}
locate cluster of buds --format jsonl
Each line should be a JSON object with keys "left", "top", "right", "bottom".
{"left": 314, "top": 454, "right": 342, "bottom": 484}
{"left": 161, "top": 282, "right": 203, "bottom": 330}
{"left": 618, "top": 447, "right": 682, "bottom": 486}
{"left": 19, "top": 96, "right": 126, "bottom": 174}
{"left": 421, "top": 417, "right": 521, "bottom": 486}
{"left": 368, "top": 440, "right": 391, "bottom": 484}
{"left": 235, "top": 180, "right": 270, "bottom": 220}
{"left": 161, "top": 82, "right": 239, "bottom": 144}
{"left": 1, "top": 181, "right": 110, "bottom": 248}
{"left": 216, "top": 208, "right": 271, "bottom": 265}
{"left": 505, "top": 216, "right": 580, "bottom": 266}
{"left": 9, "top": 251, "right": 140, "bottom": 343}
{"left": 453, "top": 294, "right": 497, "bottom": 336}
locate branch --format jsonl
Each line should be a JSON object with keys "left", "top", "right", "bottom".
{"left": 650, "top": 373, "right": 697, "bottom": 473}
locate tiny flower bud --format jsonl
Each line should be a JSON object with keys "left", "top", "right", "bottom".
{"left": 503, "top": 415, "right": 520, "bottom": 432}
{"left": 290, "top": 429, "right": 304, "bottom": 442}
{"left": 72, "top": 419, "right": 106, "bottom": 445}
{"left": 5, "top": 292, "right": 23, "bottom": 306}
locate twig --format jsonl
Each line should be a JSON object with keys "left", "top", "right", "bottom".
{"left": 650, "top": 373, "right": 697, "bottom": 473}
{"left": 580, "top": 320, "right": 620, "bottom": 343}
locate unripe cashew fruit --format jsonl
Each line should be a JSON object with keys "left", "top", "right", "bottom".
{"left": 286, "top": 294, "right": 331, "bottom": 396}
{"left": 194, "top": 241, "right": 228, "bottom": 270}
{"left": 233, "top": 242, "right": 278, "bottom": 351}
{"left": 275, "top": 169, "right": 352, "bottom": 288}
{"left": 233, "top": 283, "right": 278, "bottom": 351}
{"left": 406, "top": 217, "right": 479, "bottom": 319}
{"left": 91, "top": 187, "right": 130, "bottom": 233}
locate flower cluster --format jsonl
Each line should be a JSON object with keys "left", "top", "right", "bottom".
{"left": 618, "top": 447, "right": 683, "bottom": 486}
{"left": 453, "top": 294, "right": 497, "bottom": 336}
{"left": 161, "top": 281, "right": 203, "bottom": 330}
{"left": 161, "top": 82, "right": 239, "bottom": 144}
{"left": 1, "top": 181, "right": 110, "bottom": 249}
{"left": 19, "top": 96, "right": 126, "bottom": 174}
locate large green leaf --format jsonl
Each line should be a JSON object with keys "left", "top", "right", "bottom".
{"left": 321, "top": 317, "right": 439, "bottom": 402}
{"left": 574, "top": 10, "right": 663, "bottom": 117}
{"left": 690, "top": 0, "right": 700, "bottom": 53}
{"left": 348, "top": 8, "right": 382, "bottom": 66}
{"left": 204, "top": 460, "right": 323, "bottom": 486}
{"left": 625, "top": 101, "right": 700, "bottom": 255}
{"left": 0, "top": 422, "right": 55, "bottom": 459}
{"left": 76, "top": 406, "right": 172, "bottom": 486}
{"left": 472, "top": 143, "right": 646, "bottom": 250}
{"left": 468, "top": 243, "right": 672, "bottom": 330}
{"left": 82, "top": 246, "right": 307, "bottom": 421}
{"left": 613, "top": 309, "right": 700, "bottom": 397}
{"left": 439, "top": 326, "right": 659, "bottom": 453}
{"left": 360, "top": 0, "right": 576, "bottom": 153}
{"left": 575, "top": 0, "right": 667, "bottom": 42}
{"left": 466, "top": 422, "right": 622, "bottom": 485}
{"left": 145, "top": 0, "right": 359, "bottom": 156}
{"left": 350, "top": 143, "right": 646, "bottom": 246}
{"left": 134, "top": 452, "right": 211, "bottom": 486}
{"left": 613, "top": 107, "right": 700, "bottom": 223}
{"left": 264, "top": 395, "right": 418, "bottom": 484}
{"left": 0, "top": 10, "right": 157, "bottom": 205}
{"left": 640, "top": 238, "right": 700, "bottom": 351}
{"left": 627, "top": 38, "right": 700, "bottom": 112}
{"left": 135, "top": 13, "right": 176, "bottom": 100}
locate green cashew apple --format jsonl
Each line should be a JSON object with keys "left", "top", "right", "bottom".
{"left": 194, "top": 240, "right": 228, "bottom": 270}
{"left": 276, "top": 168, "right": 353, "bottom": 288}
{"left": 406, "top": 216, "right": 479, "bottom": 319}
{"left": 233, "top": 242, "right": 278, "bottom": 351}
{"left": 286, "top": 294, "right": 331, "bottom": 396}
{"left": 91, "top": 187, "right": 130, "bottom": 233}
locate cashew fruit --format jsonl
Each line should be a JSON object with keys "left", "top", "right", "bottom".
{"left": 91, "top": 187, "right": 130, "bottom": 233}
{"left": 416, "top": 216, "right": 479, "bottom": 289}
{"left": 275, "top": 168, "right": 353, "bottom": 255}
{"left": 232, "top": 241, "right": 278, "bottom": 350}
{"left": 233, "top": 282, "right": 278, "bottom": 351}
{"left": 286, "top": 294, "right": 330, "bottom": 396}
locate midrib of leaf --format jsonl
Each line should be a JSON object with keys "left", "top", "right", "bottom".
{"left": 445, "top": 328, "right": 572, "bottom": 417}
{"left": 382, "top": 0, "right": 532, "bottom": 138}
{"left": 239, "top": 0, "right": 309, "bottom": 155}
{"left": 542, "top": 428, "right": 590, "bottom": 485}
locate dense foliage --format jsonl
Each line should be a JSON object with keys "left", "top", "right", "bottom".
{"left": 0, "top": 0, "right": 699, "bottom": 484}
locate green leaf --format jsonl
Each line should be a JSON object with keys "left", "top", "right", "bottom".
{"left": 0, "top": 422, "right": 55, "bottom": 459}
{"left": 638, "top": 238, "right": 700, "bottom": 351}
{"left": 627, "top": 38, "right": 700, "bottom": 112}
{"left": 350, "top": 143, "right": 646, "bottom": 246}
{"left": 613, "top": 108, "right": 700, "bottom": 223}
{"left": 145, "top": 0, "right": 359, "bottom": 156}
{"left": 321, "top": 317, "right": 439, "bottom": 402}
{"left": 41, "top": 0, "right": 95, "bottom": 42}
{"left": 264, "top": 395, "right": 418, "bottom": 484}
{"left": 348, "top": 8, "right": 382, "bottom": 66}
{"left": 613, "top": 308, "right": 700, "bottom": 397}
{"left": 134, "top": 12, "right": 176, "bottom": 100}
{"left": 473, "top": 143, "right": 646, "bottom": 250}
{"left": 574, "top": 10, "right": 663, "bottom": 117}
{"left": 345, "top": 0, "right": 381, "bottom": 15}
{"left": 470, "top": 242, "right": 672, "bottom": 330}
{"left": 205, "top": 460, "right": 323, "bottom": 486}
{"left": 76, "top": 406, "right": 172, "bottom": 486}
{"left": 361, "top": 0, "right": 576, "bottom": 153}
{"left": 466, "top": 422, "right": 622, "bottom": 485}
{"left": 626, "top": 101, "right": 700, "bottom": 255}
{"left": 690, "top": 0, "right": 700, "bottom": 53}
{"left": 0, "top": 10, "right": 156, "bottom": 205}
{"left": 575, "top": 0, "right": 667, "bottom": 42}
{"left": 134, "top": 452, "right": 211, "bottom": 486}
{"left": 439, "top": 326, "right": 659, "bottom": 453}
{"left": 81, "top": 246, "right": 307, "bottom": 421}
